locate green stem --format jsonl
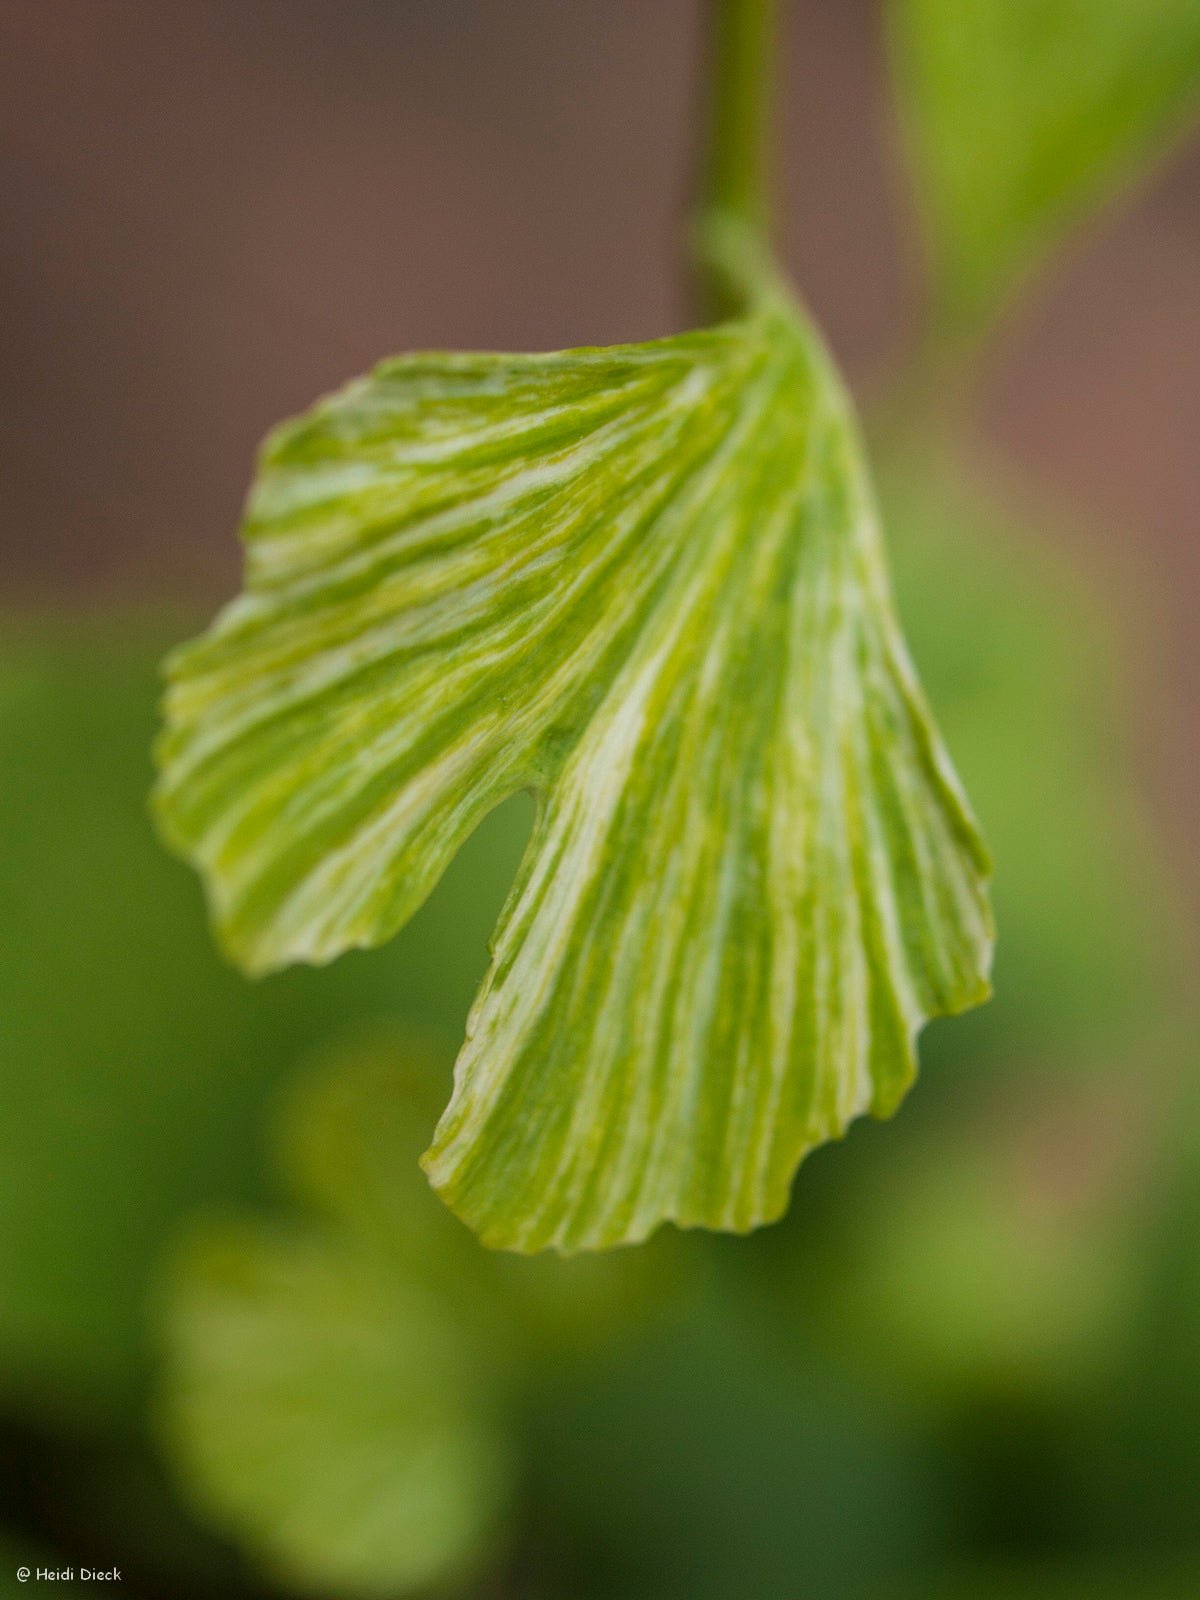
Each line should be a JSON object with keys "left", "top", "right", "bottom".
{"left": 693, "top": 0, "right": 782, "bottom": 319}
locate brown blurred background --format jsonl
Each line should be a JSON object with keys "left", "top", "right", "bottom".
{"left": 1, "top": 0, "right": 1196, "bottom": 901}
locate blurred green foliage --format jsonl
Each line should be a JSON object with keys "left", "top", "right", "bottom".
{"left": 912, "top": 1558, "right": 1200, "bottom": 1600}
{"left": 890, "top": 0, "right": 1200, "bottom": 335}
{"left": 149, "top": 455, "right": 1198, "bottom": 1598}
{"left": 1, "top": 433, "right": 1196, "bottom": 1599}
{"left": 161, "top": 1031, "right": 952, "bottom": 1599}
{"left": 3, "top": 4, "right": 1200, "bottom": 1596}
{"left": 884, "top": 452, "right": 1191, "bottom": 1065}
{"left": 164, "top": 1222, "right": 509, "bottom": 1596}
{"left": 160, "top": 1031, "right": 687, "bottom": 1597}
{"left": 0, "top": 620, "right": 527, "bottom": 1427}
{"left": 0, "top": 1535, "right": 86, "bottom": 1595}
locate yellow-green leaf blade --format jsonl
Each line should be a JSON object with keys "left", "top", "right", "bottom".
{"left": 421, "top": 323, "right": 992, "bottom": 1251}
{"left": 156, "top": 328, "right": 760, "bottom": 973}
{"left": 155, "top": 306, "right": 992, "bottom": 1252}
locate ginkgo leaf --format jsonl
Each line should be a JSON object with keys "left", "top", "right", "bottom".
{"left": 890, "top": 0, "right": 1200, "bottom": 334}
{"left": 154, "top": 297, "right": 993, "bottom": 1252}
{"left": 157, "top": 1030, "right": 674, "bottom": 1597}
{"left": 163, "top": 1225, "right": 510, "bottom": 1598}
{"left": 159, "top": 1040, "right": 509, "bottom": 1600}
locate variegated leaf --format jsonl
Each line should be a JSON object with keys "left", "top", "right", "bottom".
{"left": 155, "top": 302, "right": 992, "bottom": 1252}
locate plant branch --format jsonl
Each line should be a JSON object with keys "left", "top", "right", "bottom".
{"left": 693, "top": 0, "right": 781, "bottom": 319}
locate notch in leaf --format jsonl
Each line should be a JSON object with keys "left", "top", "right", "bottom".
{"left": 153, "top": 0, "right": 993, "bottom": 1252}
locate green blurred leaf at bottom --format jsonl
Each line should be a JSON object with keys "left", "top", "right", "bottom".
{"left": 158, "top": 1028, "right": 689, "bottom": 1597}
{"left": 158, "top": 1031, "right": 514, "bottom": 1598}
{"left": 162, "top": 1224, "right": 510, "bottom": 1598}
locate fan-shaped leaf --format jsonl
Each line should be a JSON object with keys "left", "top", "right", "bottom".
{"left": 155, "top": 303, "right": 992, "bottom": 1251}
{"left": 163, "top": 1226, "right": 510, "bottom": 1598}
{"left": 158, "top": 1031, "right": 670, "bottom": 1597}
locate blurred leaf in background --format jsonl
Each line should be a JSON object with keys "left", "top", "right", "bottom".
{"left": 164, "top": 1229, "right": 509, "bottom": 1598}
{"left": 0, "top": 620, "right": 528, "bottom": 1429}
{"left": 159, "top": 1030, "right": 680, "bottom": 1598}
{"left": 890, "top": 0, "right": 1200, "bottom": 335}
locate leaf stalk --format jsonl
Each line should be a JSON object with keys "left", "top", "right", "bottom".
{"left": 694, "top": 0, "right": 781, "bottom": 319}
